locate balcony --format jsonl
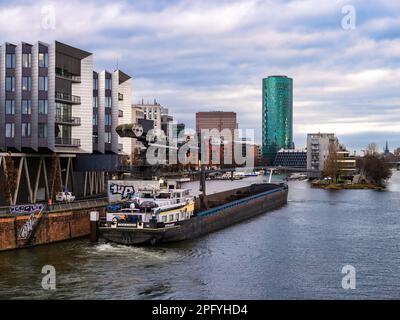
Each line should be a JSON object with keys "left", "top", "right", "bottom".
{"left": 55, "top": 137, "right": 81, "bottom": 147}
{"left": 55, "top": 91, "right": 81, "bottom": 105}
{"left": 56, "top": 72, "right": 81, "bottom": 83}
{"left": 118, "top": 109, "right": 123, "bottom": 117}
{"left": 55, "top": 115, "right": 81, "bottom": 126}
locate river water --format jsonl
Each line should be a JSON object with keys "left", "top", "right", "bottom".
{"left": 1, "top": 171, "right": 400, "bottom": 299}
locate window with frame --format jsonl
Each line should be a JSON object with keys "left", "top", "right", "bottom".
{"left": 22, "top": 53, "right": 31, "bottom": 68}
{"left": 105, "top": 78, "right": 112, "bottom": 90}
{"left": 38, "top": 53, "right": 48, "bottom": 67}
{"left": 5, "top": 100, "right": 15, "bottom": 115}
{"left": 38, "top": 100, "right": 48, "bottom": 114}
{"left": 105, "top": 114, "right": 112, "bottom": 126}
{"left": 38, "top": 123, "right": 48, "bottom": 138}
{"left": 93, "top": 96, "right": 98, "bottom": 108}
{"left": 168, "top": 215, "right": 174, "bottom": 222}
{"left": 6, "top": 54, "right": 15, "bottom": 68}
{"left": 21, "top": 123, "right": 31, "bottom": 137}
{"left": 93, "top": 113, "right": 98, "bottom": 126}
{"left": 5, "top": 123, "right": 15, "bottom": 138}
{"left": 39, "top": 76, "right": 48, "bottom": 91}
{"left": 6, "top": 77, "right": 15, "bottom": 92}
{"left": 22, "top": 77, "right": 31, "bottom": 91}
{"left": 22, "top": 100, "right": 32, "bottom": 114}
{"left": 105, "top": 96, "right": 112, "bottom": 108}
{"left": 105, "top": 132, "right": 112, "bottom": 143}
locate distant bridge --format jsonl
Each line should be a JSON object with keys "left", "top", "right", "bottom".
{"left": 386, "top": 161, "right": 400, "bottom": 170}
{"left": 117, "top": 165, "right": 318, "bottom": 179}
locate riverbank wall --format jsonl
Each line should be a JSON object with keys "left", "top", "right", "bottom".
{"left": 0, "top": 206, "right": 106, "bottom": 252}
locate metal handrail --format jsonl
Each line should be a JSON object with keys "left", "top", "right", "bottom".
{"left": 55, "top": 115, "right": 81, "bottom": 125}
{"left": 55, "top": 137, "right": 81, "bottom": 147}
{"left": 55, "top": 91, "right": 81, "bottom": 104}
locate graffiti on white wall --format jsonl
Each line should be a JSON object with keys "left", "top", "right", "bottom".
{"left": 109, "top": 183, "right": 135, "bottom": 201}
{"left": 10, "top": 203, "right": 45, "bottom": 240}
{"left": 18, "top": 213, "right": 36, "bottom": 239}
{"left": 107, "top": 180, "right": 159, "bottom": 202}
{"left": 10, "top": 204, "right": 45, "bottom": 215}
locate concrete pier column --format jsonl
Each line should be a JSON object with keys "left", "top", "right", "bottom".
{"left": 90, "top": 211, "right": 99, "bottom": 242}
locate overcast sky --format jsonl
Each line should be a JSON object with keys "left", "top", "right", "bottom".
{"left": 1, "top": 0, "right": 399, "bottom": 152}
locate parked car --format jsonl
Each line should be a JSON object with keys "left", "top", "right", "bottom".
{"left": 55, "top": 192, "right": 75, "bottom": 202}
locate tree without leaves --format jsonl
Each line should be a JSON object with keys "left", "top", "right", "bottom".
{"left": 322, "top": 142, "right": 340, "bottom": 182}
{"left": 394, "top": 147, "right": 400, "bottom": 159}
{"left": 0, "top": 155, "right": 18, "bottom": 205}
{"left": 49, "top": 154, "right": 63, "bottom": 199}
{"left": 366, "top": 142, "right": 379, "bottom": 155}
{"left": 361, "top": 154, "right": 392, "bottom": 186}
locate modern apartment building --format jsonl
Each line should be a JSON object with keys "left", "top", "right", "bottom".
{"left": 274, "top": 149, "right": 307, "bottom": 168}
{"left": 0, "top": 41, "right": 93, "bottom": 153}
{"left": 0, "top": 40, "right": 135, "bottom": 205}
{"left": 307, "top": 133, "right": 337, "bottom": 172}
{"left": 306, "top": 133, "right": 357, "bottom": 178}
{"left": 262, "top": 75, "right": 293, "bottom": 164}
{"left": 93, "top": 70, "right": 132, "bottom": 156}
{"left": 133, "top": 99, "right": 162, "bottom": 130}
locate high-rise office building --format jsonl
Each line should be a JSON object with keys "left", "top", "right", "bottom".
{"left": 262, "top": 75, "right": 293, "bottom": 164}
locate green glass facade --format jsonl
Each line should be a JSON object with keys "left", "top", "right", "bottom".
{"left": 262, "top": 76, "right": 293, "bottom": 164}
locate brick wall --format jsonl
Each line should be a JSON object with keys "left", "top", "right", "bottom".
{"left": 0, "top": 207, "right": 105, "bottom": 251}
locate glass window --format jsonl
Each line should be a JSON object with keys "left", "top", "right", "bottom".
{"left": 6, "top": 54, "right": 15, "bottom": 68}
{"left": 168, "top": 215, "right": 174, "bottom": 222}
{"left": 105, "top": 78, "right": 112, "bottom": 90}
{"left": 105, "top": 114, "right": 112, "bottom": 126}
{"left": 38, "top": 100, "right": 48, "bottom": 114}
{"left": 38, "top": 53, "right": 48, "bottom": 67}
{"left": 21, "top": 123, "right": 31, "bottom": 137}
{"left": 105, "top": 132, "right": 112, "bottom": 143}
{"left": 93, "top": 96, "right": 98, "bottom": 108}
{"left": 93, "top": 78, "right": 98, "bottom": 90}
{"left": 22, "top": 100, "right": 32, "bottom": 114}
{"left": 38, "top": 123, "right": 48, "bottom": 138}
{"left": 162, "top": 216, "right": 167, "bottom": 223}
{"left": 5, "top": 100, "right": 15, "bottom": 115}
{"left": 22, "top": 77, "right": 31, "bottom": 91}
{"left": 6, "top": 77, "right": 15, "bottom": 92}
{"left": 105, "top": 96, "right": 112, "bottom": 108}
{"left": 22, "top": 53, "right": 31, "bottom": 68}
{"left": 93, "top": 113, "right": 98, "bottom": 126}
{"left": 39, "top": 76, "right": 48, "bottom": 91}
{"left": 5, "top": 123, "right": 15, "bottom": 138}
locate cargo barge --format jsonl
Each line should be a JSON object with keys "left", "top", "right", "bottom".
{"left": 99, "top": 182, "right": 288, "bottom": 245}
